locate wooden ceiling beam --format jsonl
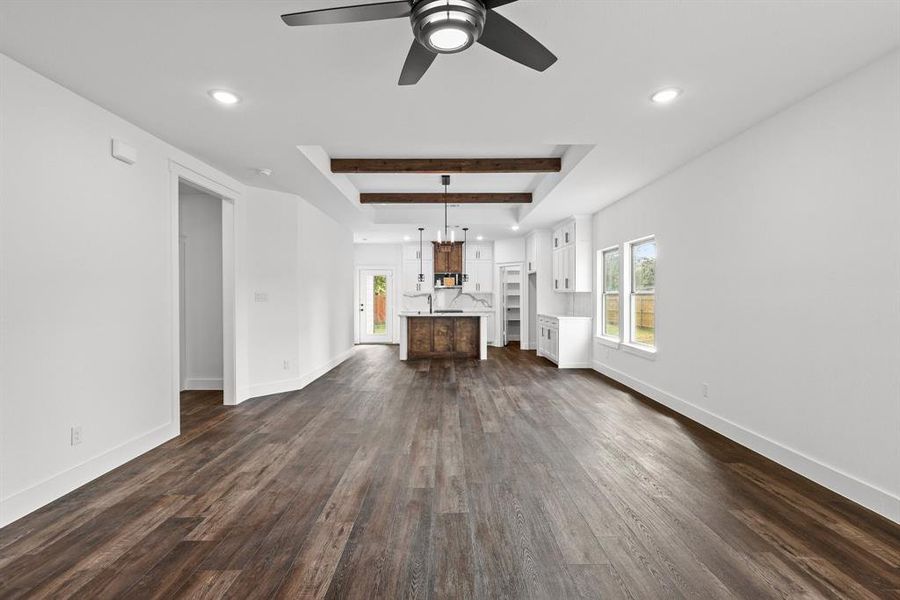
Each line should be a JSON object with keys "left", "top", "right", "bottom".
{"left": 332, "top": 158, "right": 561, "bottom": 174}
{"left": 360, "top": 193, "right": 532, "bottom": 204}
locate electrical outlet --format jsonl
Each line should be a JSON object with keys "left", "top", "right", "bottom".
{"left": 254, "top": 292, "right": 268, "bottom": 303}
{"left": 71, "top": 426, "right": 83, "bottom": 446}
{"left": 702, "top": 383, "right": 709, "bottom": 398}
{"left": 283, "top": 360, "right": 290, "bottom": 370}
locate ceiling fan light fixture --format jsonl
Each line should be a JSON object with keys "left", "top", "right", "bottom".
{"left": 412, "top": 0, "right": 486, "bottom": 54}
{"left": 428, "top": 26, "right": 470, "bottom": 51}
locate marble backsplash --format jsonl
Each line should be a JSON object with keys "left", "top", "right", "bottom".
{"left": 403, "top": 287, "right": 493, "bottom": 312}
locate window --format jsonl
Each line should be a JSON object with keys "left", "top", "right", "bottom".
{"left": 628, "top": 237, "right": 656, "bottom": 348}
{"left": 599, "top": 247, "right": 620, "bottom": 339}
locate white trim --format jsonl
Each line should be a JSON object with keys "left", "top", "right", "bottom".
{"left": 246, "top": 347, "right": 355, "bottom": 399}
{"left": 592, "top": 359, "right": 900, "bottom": 524}
{"left": 624, "top": 235, "right": 657, "bottom": 351}
{"left": 597, "top": 244, "right": 622, "bottom": 338}
{"left": 181, "top": 377, "right": 224, "bottom": 391}
{"left": 595, "top": 335, "right": 621, "bottom": 349}
{"left": 170, "top": 161, "right": 242, "bottom": 409}
{"left": 0, "top": 421, "right": 178, "bottom": 527}
{"left": 621, "top": 342, "right": 657, "bottom": 360}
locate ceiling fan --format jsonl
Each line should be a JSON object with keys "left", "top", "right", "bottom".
{"left": 281, "top": 0, "right": 557, "bottom": 85}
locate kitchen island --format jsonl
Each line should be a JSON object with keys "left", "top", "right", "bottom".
{"left": 399, "top": 312, "right": 488, "bottom": 360}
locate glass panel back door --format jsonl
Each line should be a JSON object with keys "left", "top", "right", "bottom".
{"left": 359, "top": 269, "right": 392, "bottom": 344}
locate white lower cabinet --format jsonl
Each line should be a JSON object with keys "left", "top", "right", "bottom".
{"left": 536, "top": 314, "right": 593, "bottom": 368}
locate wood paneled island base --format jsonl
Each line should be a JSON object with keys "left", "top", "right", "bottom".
{"left": 408, "top": 315, "right": 479, "bottom": 359}
{"left": 399, "top": 313, "right": 488, "bottom": 360}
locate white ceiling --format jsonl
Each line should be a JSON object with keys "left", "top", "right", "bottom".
{"left": 1, "top": 0, "right": 898, "bottom": 242}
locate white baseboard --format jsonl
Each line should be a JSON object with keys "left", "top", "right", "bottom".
{"left": 181, "top": 377, "right": 224, "bottom": 391}
{"left": 245, "top": 347, "right": 355, "bottom": 401}
{"left": 591, "top": 360, "right": 900, "bottom": 524}
{"left": 0, "top": 421, "right": 178, "bottom": 528}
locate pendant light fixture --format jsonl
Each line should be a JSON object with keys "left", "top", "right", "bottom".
{"left": 417, "top": 227, "right": 425, "bottom": 282}
{"left": 441, "top": 174, "right": 451, "bottom": 243}
{"left": 412, "top": 175, "right": 470, "bottom": 286}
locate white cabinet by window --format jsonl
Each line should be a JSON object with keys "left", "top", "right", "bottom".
{"left": 551, "top": 216, "right": 592, "bottom": 293}
{"left": 403, "top": 259, "right": 433, "bottom": 294}
{"left": 537, "top": 314, "right": 592, "bottom": 368}
{"left": 465, "top": 243, "right": 493, "bottom": 262}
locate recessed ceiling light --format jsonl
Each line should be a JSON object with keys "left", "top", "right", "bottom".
{"left": 651, "top": 87, "right": 682, "bottom": 104}
{"left": 209, "top": 90, "right": 240, "bottom": 105}
{"left": 256, "top": 168, "right": 272, "bottom": 177}
{"left": 403, "top": 235, "right": 411, "bottom": 241}
{"left": 511, "top": 225, "right": 520, "bottom": 231}
{"left": 476, "top": 235, "right": 484, "bottom": 241}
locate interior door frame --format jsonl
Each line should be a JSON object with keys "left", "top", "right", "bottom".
{"left": 495, "top": 261, "right": 527, "bottom": 349}
{"left": 356, "top": 267, "right": 394, "bottom": 344}
{"left": 170, "top": 161, "right": 242, "bottom": 417}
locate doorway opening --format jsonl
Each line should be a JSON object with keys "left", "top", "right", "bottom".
{"left": 358, "top": 269, "right": 393, "bottom": 344}
{"left": 500, "top": 264, "right": 523, "bottom": 346}
{"left": 178, "top": 182, "right": 223, "bottom": 396}
{"left": 170, "top": 161, "right": 239, "bottom": 419}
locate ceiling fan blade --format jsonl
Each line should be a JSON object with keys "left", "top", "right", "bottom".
{"left": 399, "top": 40, "right": 437, "bottom": 86}
{"left": 282, "top": 1, "right": 410, "bottom": 26}
{"left": 477, "top": 9, "right": 557, "bottom": 72}
{"left": 484, "top": 0, "right": 519, "bottom": 8}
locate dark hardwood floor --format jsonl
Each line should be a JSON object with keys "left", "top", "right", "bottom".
{"left": 1, "top": 345, "right": 898, "bottom": 599}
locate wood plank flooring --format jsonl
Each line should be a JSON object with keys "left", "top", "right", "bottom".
{"left": 1, "top": 345, "right": 898, "bottom": 599}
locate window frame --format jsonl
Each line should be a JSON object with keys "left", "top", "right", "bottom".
{"left": 596, "top": 245, "right": 622, "bottom": 345}
{"left": 622, "top": 235, "right": 657, "bottom": 358}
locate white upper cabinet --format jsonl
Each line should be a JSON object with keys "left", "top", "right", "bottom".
{"left": 462, "top": 242, "right": 493, "bottom": 294}
{"left": 403, "top": 243, "right": 433, "bottom": 262}
{"left": 465, "top": 242, "right": 492, "bottom": 262}
{"left": 526, "top": 232, "right": 538, "bottom": 273}
{"left": 402, "top": 259, "right": 433, "bottom": 294}
{"left": 551, "top": 216, "right": 593, "bottom": 293}
{"left": 463, "top": 260, "right": 493, "bottom": 294}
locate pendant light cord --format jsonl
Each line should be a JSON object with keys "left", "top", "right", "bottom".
{"left": 444, "top": 182, "right": 449, "bottom": 239}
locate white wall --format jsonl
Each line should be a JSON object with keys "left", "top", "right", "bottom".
{"left": 591, "top": 51, "right": 900, "bottom": 523}
{"left": 179, "top": 189, "right": 223, "bottom": 390}
{"left": 494, "top": 237, "right": 525, "bottom": 264}
{"left": 244, "top": 188, "right": 354, "bottom": 398}
{"left": 0, "top": 54, "right": 354, "bottom": 527}
{"left": 297, "top": 199, "right": 354, "bottom": 378}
